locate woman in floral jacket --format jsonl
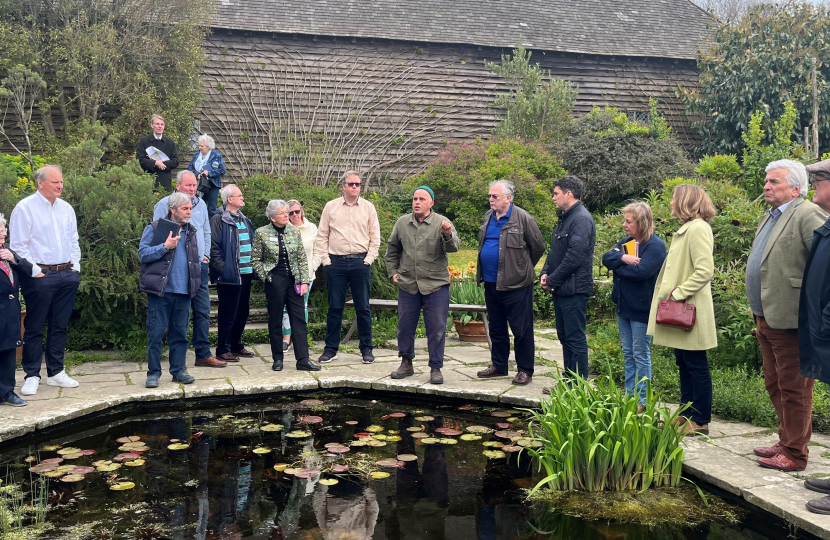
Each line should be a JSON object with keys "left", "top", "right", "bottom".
{"left": 251, "top": 200, "right": 319, "bottom": 372}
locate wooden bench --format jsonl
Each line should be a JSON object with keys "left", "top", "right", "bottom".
{"left": 343, "top": 299, "right": 491, "bottom": 349}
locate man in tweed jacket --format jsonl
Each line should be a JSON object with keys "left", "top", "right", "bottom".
{"left": 746, "top": 159, "right": 827, "bottom": 472}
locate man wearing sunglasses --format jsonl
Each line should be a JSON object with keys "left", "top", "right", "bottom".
{"left": 315, "top": 171, "right": 381, "bottom": 365}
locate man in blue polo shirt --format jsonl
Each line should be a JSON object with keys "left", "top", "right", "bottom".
{"left": 475, "top": 179, "right": 546, "bottom": 385}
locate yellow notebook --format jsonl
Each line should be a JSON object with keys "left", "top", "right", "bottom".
{"left": 621, "top": 239, "right": 639, "bottom": 257}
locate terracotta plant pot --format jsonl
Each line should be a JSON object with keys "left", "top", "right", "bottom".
{"left": 454, "top": 320, "right": 487, "bottom": 343}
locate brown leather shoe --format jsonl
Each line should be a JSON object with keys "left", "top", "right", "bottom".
{"left": 195, "top": 356, "right": 227, "bottom": 368}
{"left": 805, "top": 478, "right": 830, "bottom": 495}
{"left": 753, "top": 443, "right": 782, "bottom": 459}
{"left": 390, "top": 357, "right": 414, "bottom": 379}
{"left": 477, "top": 365, "right": 508, "bottom": 379}
{"left": 757, "top": 453, "right": 804, "bottom": 472}
{"left": 806, "top": 495, "right": 830, "bottom": 514}
{"left": 430, "top": 368, "right": 443, "bottom": 385}
{"left": 512, "top": 371, "right": 532, "bottom": 385}
{"left": 217, "top": 352, "right": 240, "bottom": 362}
{"left": 231, "top": 347, "right": 255, "bottom": 358}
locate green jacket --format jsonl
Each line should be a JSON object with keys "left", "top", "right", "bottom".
{"left": 385, "top": 211, "right": 460, "bottom": 295}
{"left": 749, "top": 197, "right": 826, "bottom": 329}
{"left": 647, "top": 218, "right": 717, "bottom": 350}
{"left": 251, "top": 223, "right": 310, "bottom": 284}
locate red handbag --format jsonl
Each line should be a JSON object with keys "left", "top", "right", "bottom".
{"left": 656, "top": 288, "right": 696, "bottom": 330}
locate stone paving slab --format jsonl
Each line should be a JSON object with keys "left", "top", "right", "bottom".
{"left": 6, "top": 339, "right": 830, "bottom": 538}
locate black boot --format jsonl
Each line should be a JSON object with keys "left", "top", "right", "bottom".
{"left": 296, "top": 358, "right": 321, "bottom": 371}
{"left": 272, "top": 358, "right": 283, "bottom": 371}
{"left": 391, "top": 357, "right": 414, "bottom": 379}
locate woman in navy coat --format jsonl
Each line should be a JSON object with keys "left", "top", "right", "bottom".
{"left": 0, "top": 213, "right": 32, "bottom": 406}
{"left": 188, "top": 134, "right": 227, "bottom": 215}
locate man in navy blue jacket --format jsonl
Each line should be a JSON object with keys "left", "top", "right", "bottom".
{"left": 541, "top": 176, "right": 596, "bottom": 381}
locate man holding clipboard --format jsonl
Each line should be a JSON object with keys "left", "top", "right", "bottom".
{"left": 138, "top": 192, "right": 202, "bottom": 388}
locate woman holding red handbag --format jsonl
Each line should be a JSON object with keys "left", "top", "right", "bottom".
{"left": 647, "top": 184, "right": 717, "bottom": 436}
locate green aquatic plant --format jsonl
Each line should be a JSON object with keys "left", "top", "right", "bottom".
{"left": 1, "top": 473, "right": 50, "bottom": 536}
{"left": 526, "top": 375, "right": 688, "bottom": 493}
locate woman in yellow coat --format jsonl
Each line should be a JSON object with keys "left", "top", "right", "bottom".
{"left": 647, "top": 184, "right": 717, "bottom": 436}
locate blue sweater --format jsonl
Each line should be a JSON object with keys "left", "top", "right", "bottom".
{"left": 601, "top": 235, "right": 667, "bottom": 324}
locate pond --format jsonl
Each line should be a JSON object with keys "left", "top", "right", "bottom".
{"left": 0, "top": 391, "right": 814, "bottom": 540}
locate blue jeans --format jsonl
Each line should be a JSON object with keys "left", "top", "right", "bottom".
{"left": 189, "top": 262, "right": 212, "bottom": 361}
{"left": 553, "top": 293, "right": 589, "bottom": 379}
{"left": 200, "top": 186, "right": 220, "bottom": 215}
{"left": 324, "top": 256, "right": 372, "bottom": 353}
{"left": 397, "top": 284, "right": 450, "bottom": 369}
{"left": 146, "top": 293, "right": 191, "bottom": 378}
{"left": 617, "top": 315, "right": 652, "bottom": 405}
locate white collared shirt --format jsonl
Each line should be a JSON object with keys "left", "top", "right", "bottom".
{"left": 9, "top": 191, "right": 81, "bottom": 276}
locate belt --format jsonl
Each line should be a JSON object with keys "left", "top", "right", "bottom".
{"left": 38, "top": 263, "right": 72, "bottom": 271}
{"left": 330, "top": 252, "right": 367, "bottom": 260}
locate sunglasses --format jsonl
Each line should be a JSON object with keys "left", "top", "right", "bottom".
{"left": 346, "top": 182, "right": 361, "bottom": 188}
{"left": 289, "top": 210, "right": 302, "bottom": 216}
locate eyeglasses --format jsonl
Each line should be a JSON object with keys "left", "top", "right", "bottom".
{"left": 811, "top": 178, "right": 829, "bottom": 189}
{"left": 488, "top": 194, "right": 501, "bottom": 199}
{"left": 346, "top": 182, "right": 361, "bottom": 188}
{"left": 228, "top": 194, "right": 244, "bottom": 199}
{"left": 289, "top": 210, "right": 302, "bottom": 216}
{"left": 275, "top": 212, "right": 289, "bottom": 217}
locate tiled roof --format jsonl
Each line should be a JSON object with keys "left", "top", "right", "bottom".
{"left": 210, "top": 0, "right": 716, "bottom": 60}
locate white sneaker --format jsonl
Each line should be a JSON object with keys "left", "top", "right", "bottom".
{"left": 47, "top": 371, "right": 79, "bottom": 388}
{"left": 21, "top": 376, "right": 40, "bottom": 396}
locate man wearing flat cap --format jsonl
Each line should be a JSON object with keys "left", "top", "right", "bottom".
{"left": 385, "top": 186, "right": 460, "bottom": 384}
{"left": 797, "top": 158, "right": 830, "bottom": 514}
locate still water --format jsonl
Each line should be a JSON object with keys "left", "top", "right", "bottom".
{"left": 0, "top": 391, "right": 811, "bottom": 540}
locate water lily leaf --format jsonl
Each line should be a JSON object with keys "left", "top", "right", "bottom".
{"left": 294, "top": 469, "right": 320, "bottom": 479}
{"left": 376, "top": 458, "right": 404, "bottom": 468}
{"left": 345, "top": 421, "right": 359, "bottom": 425}
{"left": 386, "top": 436, "right": 402, "bottom": 442}
{"left": 260, "top": 424, "right": 283, "bottom": 432}
{"left": 381, "top": 414, "right": 392, "bottom": 420}
{"left": 300, "top": 416, "right": 323, "bottom": 424}
{"left": 115, "top": 453, "right": 142, "bottom": 462}
{"left": 44, "top": 471, "right": 65, "bottom": 478}
{"left": 62, "top": 453, "right": 84, "bottom": 460}
{"left": 494, "top": 430, "right": 522, "bottom": 439}
{"left": 120, "top": 441, "right": 147, "bottom": 449}
{"left": 397, "top": 454, "right": 418, "bottom": 462}
{"left": 465, "top": 426, "right": 491, "bottom": 434}
{"left": 483, "top": 441, "right": 504, "bottom": 448}
{"left": 56, "top": 465, "right": 77, "bottom": 472}
{"left": 57, "top": 447, "right": 81, "bottom": 455}
{"left": 42, "top": 445, "right": 62, "bottom": 451}
{"left": 253, "top": 447, "right": 271, "bottom": 454}
{"left": 495, "top": 423, "right": 511, "bottom": 429}
{"left": 506, "top": 417, "right": 518, "bottom": 422}
{"left": 458, "top": 405, "right": 475, "bottom": 411}
{"left": 406, "top": 426, "right": 424, "bottom": 432}
{"left": 420, "top": 438, "right": 440, "bottom": 445}
{"left": 61, "top": 474, "right": 85, "bottom": 482}
{"left": 97, "top": 463, "right": 121, "bottom": 472}
{"left": 116, "top": 436, "right": 141, "bottom": 443}
{"left": 24, "top": 456, "right": 36, "bottom": 463}
{"left": 435, "top": 428, "right": 462, "bottom": 436}
{"left": 331, "top": 464, "right": 349, "bottom": 473}
{"left": 491, "top": 411, "right": 511, "bottom": 418}
{"left": 365, "top": 425, "right": 384, "bottom": 432}
{"left": 438, "top": 438, "right": 458, "bottom": 445}
{"left": 369, "top": 471, "right": 390, "bottom": 479}
{"left": 274, "top": 463, "right": 288, "bottom": 471}
{"left": 502, "top": 445, "right": 522, "bottom": 452}
{"left": 110, "top": 482, "right": 135, "bottom": 491}
{"left": 167, "top": 443, "right": 190, "bottom": 451}
{"left": 68, "top": 466, "right": 94, "bottom": 474}
{"left": 319, "top": 478, "right": 339, "bottom": 485}
{"left": 350, "top": 440, "right": 367, "bottom": 447}
{"left": 283, "top": 468, "right": 300, "bottom": 475}
{"left": 118, "top": 445, "right": 146, "bottom": 452}
{"left": 80, "top": 449, "right": 96, "bottom": 456}
{"left": 125, "top": 460, "right": 146, "bottom": 467}
{"left": 390, "top": 412, "right": 406, "bottom": 418}
{"left": 286, "top": 431, "right": 311, "bottom": 438}
{"left": 372, "top": 434, "right": 388, "bottom": 441}
{"left": 92, "top": 460, "right": 108, "bottom": 467}
{"left": 411, "top": 432, "right": 429, "bottom": 439}
{"left": 414, "top": 416, "right": 434, "bottom": 422}
{"left": 300, "top": 399, "right": 323, "bottom": 406}
{"left": 366, "top": 440, "right": 387, "bottom": 447}
{"left": 516, "top": 438, "right": 543, "bottom": 448}
{"left": 387, "top": 430, "right": 399, "bottom": 434}
{"left": 354, "top": 432, "right": 372, "bottom": 438}
{"left": 29, "top": 463, "right": 57, "bottom": 474}
{"left": 327, "top": 446, "right": 350, "bottom": 454}
{"left": 460, "top": 434, "right": 482, "bottom": 441}
{"left": 42, "top": 457, "right": 64, "bottom": 464}
{"left": 483, "top": 450, "right": 506, "bottom": 459}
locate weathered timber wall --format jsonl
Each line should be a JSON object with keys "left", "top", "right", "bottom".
{"left": 196, "top": 32, "right": 700, "bottom": 186}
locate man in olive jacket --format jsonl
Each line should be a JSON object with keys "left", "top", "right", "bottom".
{"left": 541, "top": 176, "right": 596, "bottom": 381}
{"left": 386, "top": 186, "right": 460, "bottom": 385}
{"left": 745, "top": 160, "right": 826, "bottom": 473}
{"left": 475, "top": 180, "right": 546, "bottom": 385}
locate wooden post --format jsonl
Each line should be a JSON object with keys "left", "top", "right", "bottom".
{"left": 806, "top": 126, "right": 812, "bottom": 157}
{"left": 813, "top": 57, "right": 820, "bottom": 160}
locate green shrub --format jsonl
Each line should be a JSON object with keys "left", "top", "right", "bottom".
{"left": 407, "top": 137, "right": 565, "bottom": 240}
{"left": 553, "top": 105, "right": 694, "bottom": 210}
{"left": 740, "top": 100, "right": 804, "bottom": 198}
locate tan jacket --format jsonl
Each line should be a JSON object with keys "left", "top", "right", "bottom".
{"left": 647, "top": 219, "right": 717, "bottom": 350}
{"left": 751, "top": 197, "right": 826, "bottom": 329}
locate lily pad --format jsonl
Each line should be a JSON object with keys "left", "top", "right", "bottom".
{"left": 435, "top": 428, "right": 462, "bottom": 436}
{"left": 465, "top": 425, "right": 491, "bottom": 433}
{"left": 114, "top": 453, "right": 142, "bottom": 462}
{"left": 331, "top": 464, "right": 349, "bottom": 473}
{"left": 29, "top": 463, "right": 57, "bottom": 474}
{"left": 260, "top": 424, "right": 283, "bottom": 432}
{"left": 167, "top": 443, "right": 189, "bottom": 451}
{"left": 283, "top": 468, "right": 299, "bottom": 475}
{"left": 327, "top": 446, "right": 350, "bottom": 454}
{"left": 386, "top": 436, "right": 402, "bottom": 442}
{"left": 61, "top": 452, "right": 83, "bottom": 460}
{"left": 372, "top": 434, "right": 388, "bottom": 441}
{"left": 397, "top": 454, "right": 418, "bottom": 462}
{"left": 300, "top": 416, "right": 323, "bottom": 424}
{"left": 411, "top": 432, "right": 429, "bottom": 439}
{"left": 44, "top": 471, "right": 65, "bottom": 478}
{"left": 299, "top": 399, "right": 323, "bottom": 406}
{"left": 80, "top": 449, "right": 96, "bottom": 456}
{"left": 502, "top": 445, "right": 522, "bottom": 452}
{"left": 495, "top": 422, "right": 511, "bottom": 429}
{"left": 24, "top": 456, "right": 36, "bottom": 463}
{"left": 61, "top": 474, "right": 85, "bottom": 482}
{"left": 116, "top": 436, "right": 141, "bottom": 444}
{"left": 345, "top": 420, "right": 359, "bottom": 425}
{"left": 366, "top": 440, "right": 387, "bottom": 447}
{"left": 42, "top": 445, "right": 62, "bottom": 451}
{"left": 388, "top": 430, "right": 399, "bottom": 434}
{"left": 69, "top": 466, "right": 95, "bottom": 475}
{"left": 458, "top": 405, "right": 475, "bottom": 411}
{"left": 294, "top": 469, "right": 320, "bottom": 479}
{"left": 57, "top": 447, "right": 81, "bottom": 455}
{"left": 438, "top": 438, "right": 458, "bottom": 445}
{"left": 390, "top": 412, "right": 406, "bottom": 418}
{"left": 483, "top": 441, "right": 504, "bottom": 448}
{"left": 494, "top": 430, "right": 522, "bottom": 439}
{"left": 365, "top": 425, "right": 384, "bottom": 432}
{"left": 274, "top": 463, "right": 288, "bottom": 471}
{"left": 414, "top": 416, "right": 434, "bottom": 422}
{"left": 350, "top": 440, "right": 368, "bottom": 447}
{"left": 286, "top": 431, "right": 311, "bottom": 438}
{"left": 110, "top": 482, "right": 135, "bottom": 491}
{"left": 483, "top": 450, "right": 506, "bottom": 459}
{"left": 97, "top": 463, "right": 121, "bottom": 472}
{"left": 42, "top": 458, "right": 64, "bottom": 464}
{"left": 491, "top": 411, "right": 511, "bottom": 418}
{"left": 406, "top": 426, "right": 424, "bottom": 432}
{"left": 253, "top": 447, "right": 271, "bottom": 454}
{"left": 420, "top": 438, "right": 440, "bottom": 445}
{"left": 460, "top": 434, "right": 482, "bottom": 441}
{"left": 354, "top": 432, "right": 372, "bottom": 438}
{"left": 56, "top": 465, "right": 77, "bottom": 472}
{"left": 506, "top": 417, "right": 518, "bottom": 422}
{"left": 376, "top": 458, "right": 404, "bottom": 468}
{"left": 516, "top": 438, "right": 543, "bottom": 448}
{"left": 370, "top": 471, "right": 390, "bottom": 479}
{"left": 319, "top": 478, "right": 339, "bottom": 485}
{"left": 125, "top": 460, "right": 146, "bottom": 467}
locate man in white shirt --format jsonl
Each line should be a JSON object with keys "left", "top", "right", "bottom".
{"left": 153, "top": 171, "right": 225, "bottom": 368}
{"left": 10, "top": 165, "right": 81, "bottom": 395}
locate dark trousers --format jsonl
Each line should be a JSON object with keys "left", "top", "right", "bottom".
{"left": 215, "top": 274, "right": 253, "bottom": 356}
{"left": 146, "top": 292, "right": 191, "bottom": 378}
{"left": 553, "top": 293, "right": 589, "bottom": 379}
{"left": 265, "top": 270, "right": 309, "bottom": 362}
{"left": 674, "top": 348, "right": 712, "bottom": 425}
{"left": 324, "top": 256, "right": 372, "bottom": 353}
{"left": 484, "top": 282, "right": 535, "bottom": 376}
{"left": 199, "top": 186, "right": 220, "bottom": 215}
{"left": 0, "top": 348, "right": 16, "bottom": 400}
{"left": 397, "top": 285, "right": 450, "bottom": 369}
{"left": 190, "top": 262, "right": 212, "bottom": 361}
{"left": 757, "top": 316, "right": 814, "bottom": 468}
{"left": 20, "top": 269, "right": 79, "bottom": 379}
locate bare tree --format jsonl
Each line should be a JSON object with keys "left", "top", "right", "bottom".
{"left": 0, "top": 65, "right": 46, "bottom": 174}
{"left": 691, "top": 0, "right": 765, "bottom": 23}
